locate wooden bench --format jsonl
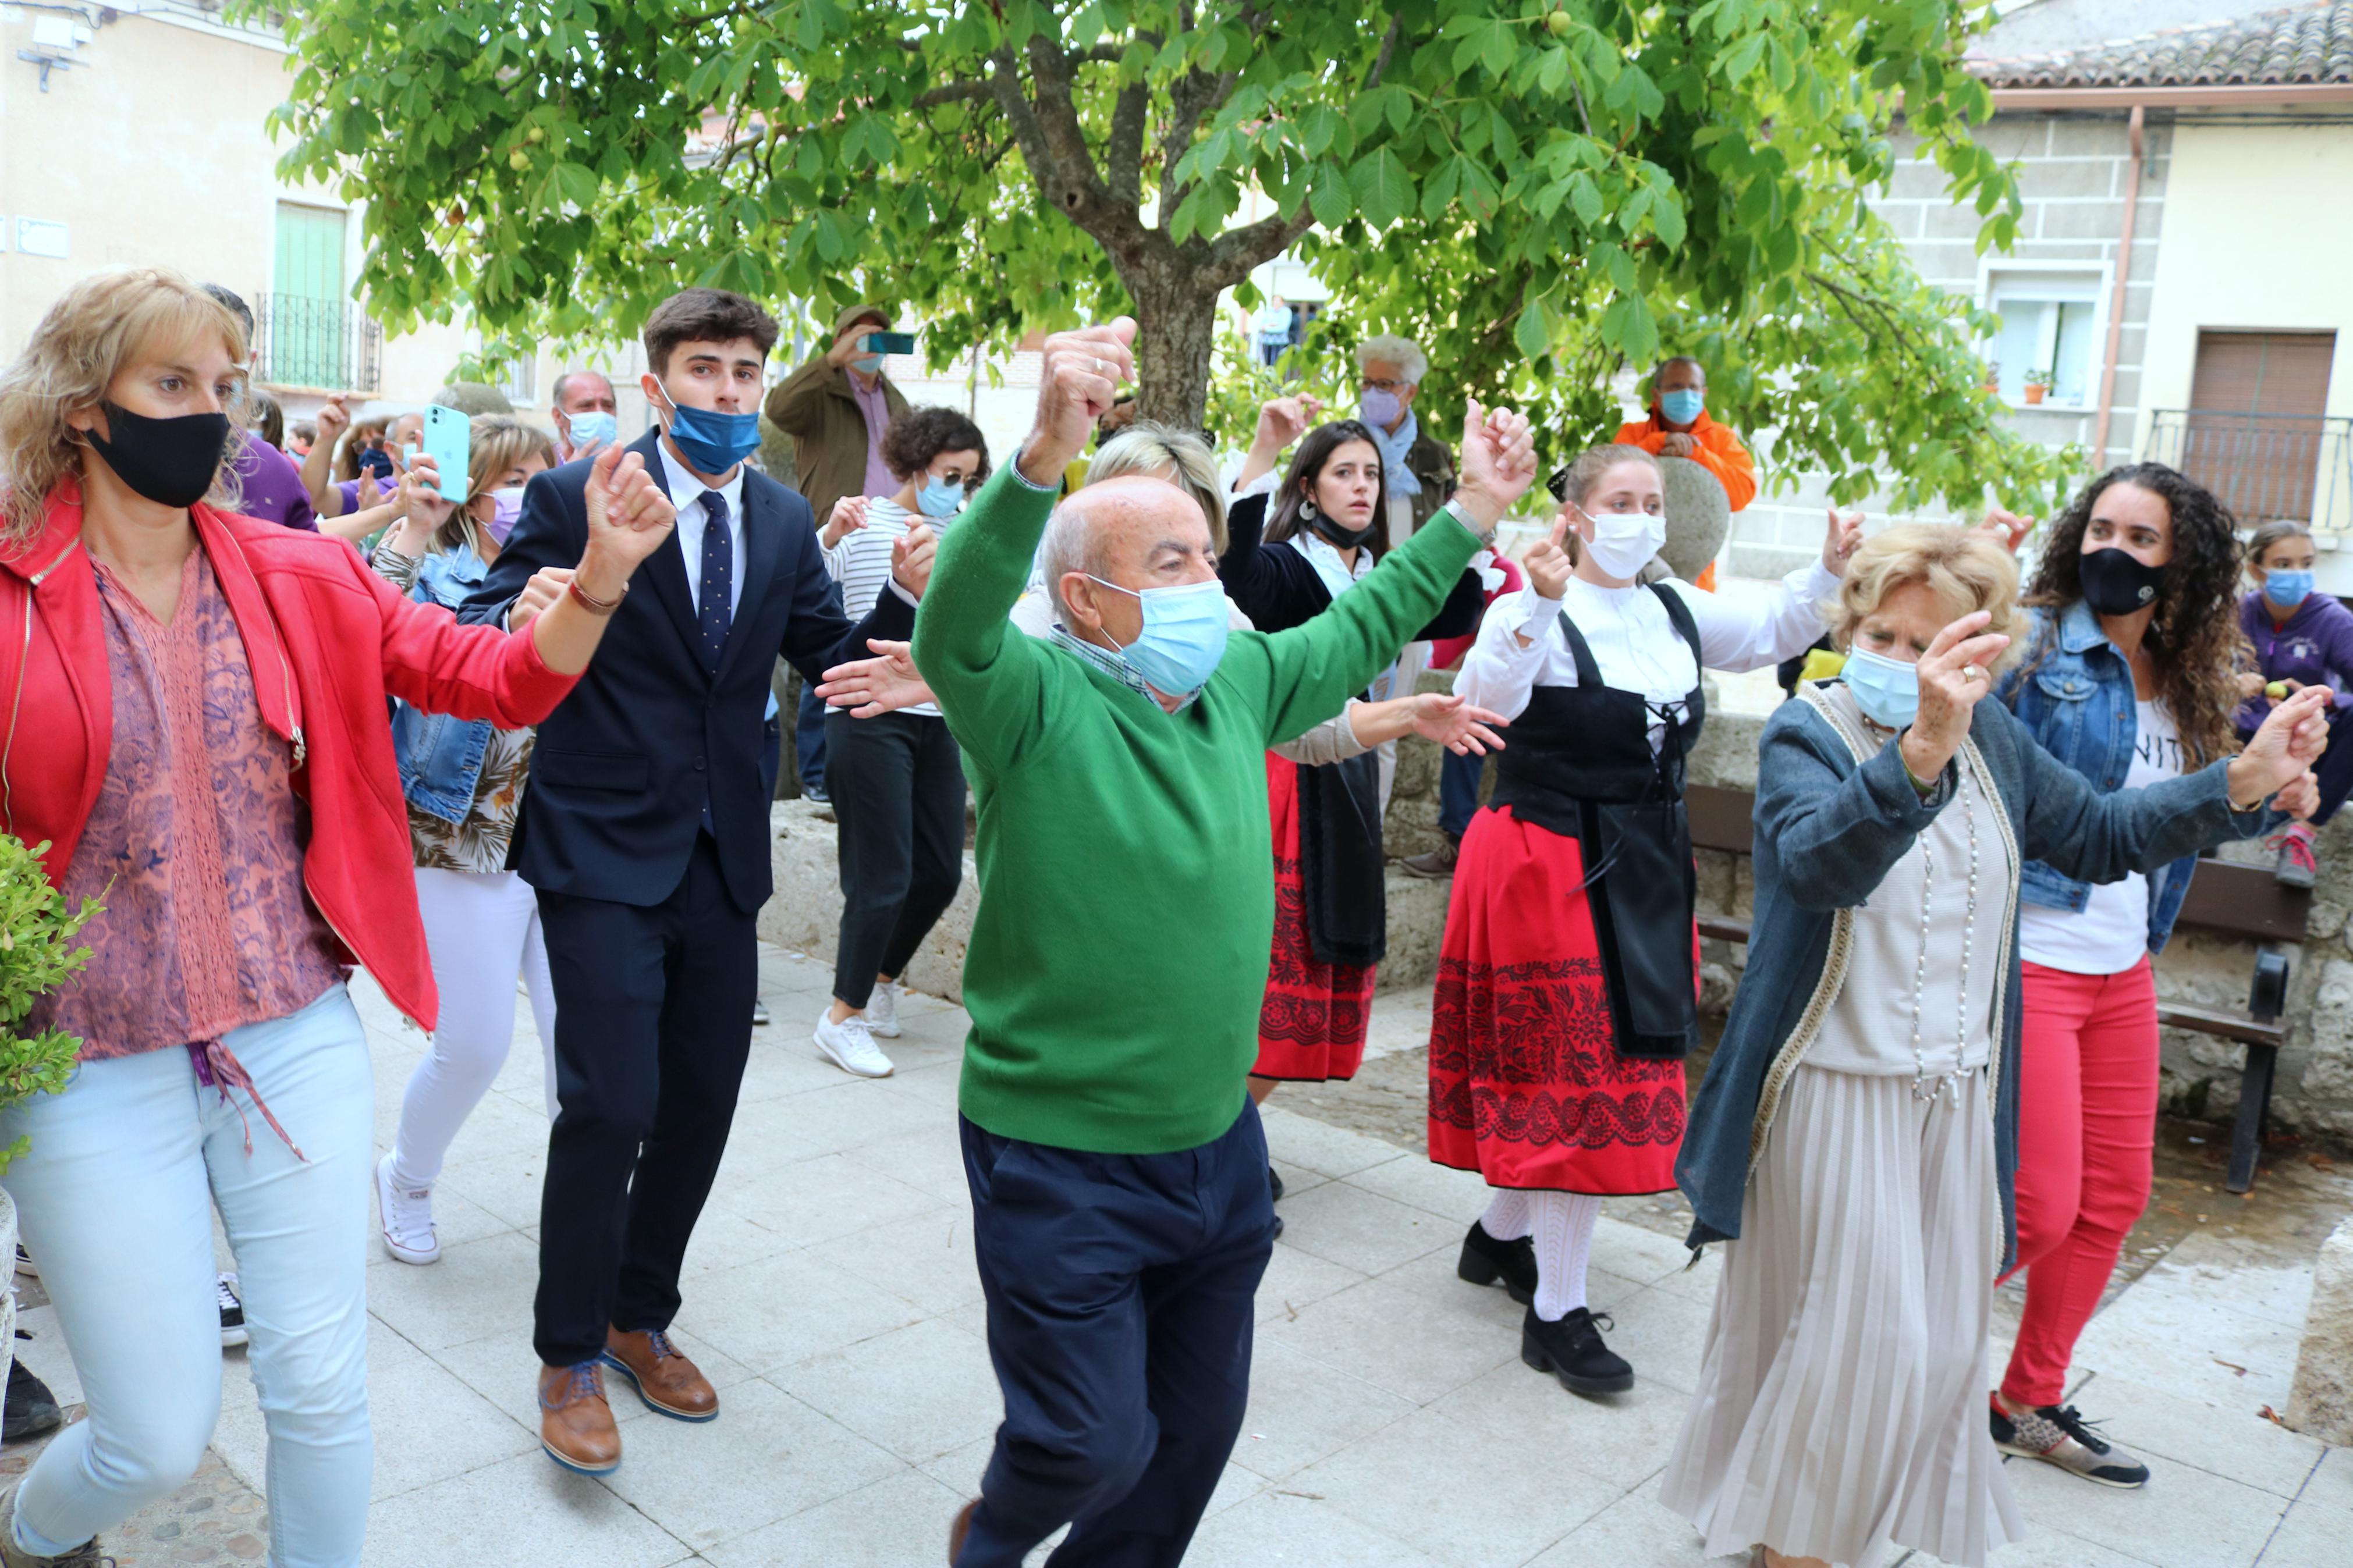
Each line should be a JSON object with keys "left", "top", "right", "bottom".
{"left": 1685, "top": 784, "right": 2306, "bottom": 1193}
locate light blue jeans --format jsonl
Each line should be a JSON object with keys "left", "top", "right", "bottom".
{"left": 1, "top": 985, "right": 372, "bottom": 1567}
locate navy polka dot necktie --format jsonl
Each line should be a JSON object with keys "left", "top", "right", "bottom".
{"left": 697, "top": 489, "right": 733, "bottom": 674}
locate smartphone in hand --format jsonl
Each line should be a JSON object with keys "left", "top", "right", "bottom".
{"left": 422, "top": 405, "right": 472, "bottom": 504}
{"left": 865, "top": 330, "right": 917, "bottom": 358}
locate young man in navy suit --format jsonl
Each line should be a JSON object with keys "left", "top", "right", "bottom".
{"left": 462, "top": 288, "right": 935, "bottom": 1474}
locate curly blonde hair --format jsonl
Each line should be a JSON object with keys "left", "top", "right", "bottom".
{"left": 1832, "top": 524, "right": 2025, "bottom": 675}
{"left": 0, "top": 268, "right": 249, "bottom": 546}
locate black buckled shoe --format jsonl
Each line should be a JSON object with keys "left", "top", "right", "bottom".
{"left": 1456, "top": 1221, "right": 1538, "bottom": 1305}
{"left": 1521, "top": 1305, "right": 1634, "bottom": 1395}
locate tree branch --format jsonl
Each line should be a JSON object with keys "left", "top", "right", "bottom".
{"left": 914, "top": 79, "right": 995, "bottom": 110}
{"left": 1105, "top": 33, "right": 1160, "bottom": 208}
{"left": 986, "top": 40, "right": 1156, "bottom": 271}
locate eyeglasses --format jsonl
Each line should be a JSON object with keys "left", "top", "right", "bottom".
{"left": 1361, "top": 378, "right": 1411, "bottom": 394}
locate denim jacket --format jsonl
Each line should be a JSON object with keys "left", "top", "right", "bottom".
{"left": 1996, "top": 600, "right": 2196, "bottom": 954}
{"left": 389, "top": 545, "right": 500, "bottom": 824}
{"left": 1675, "top": 688, "right": 2269, "bottom": 1271}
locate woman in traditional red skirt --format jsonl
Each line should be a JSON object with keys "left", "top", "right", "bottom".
{"left": 1220, "top": 396, "right": 1492, "bottom": 1226}
{"left": 1432, "top": 443, "right": 1858, "bottom": 1394}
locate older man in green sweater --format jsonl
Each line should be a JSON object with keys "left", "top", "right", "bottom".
{"left": 917, "top": 318, "right": 1536, "bottom": 1567}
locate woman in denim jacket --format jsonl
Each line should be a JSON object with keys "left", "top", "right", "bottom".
{"left": 369, "top": 416, "right": 561, "bottom": 1265}
{"left": 1664, "top": 525, "right": 2321, "bottom": 1568}
{"left": 1982, "top": 464, "right": 2257, "bottom": 1489}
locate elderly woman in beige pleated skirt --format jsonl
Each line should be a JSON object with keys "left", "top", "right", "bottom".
{"left": 1660, "top": 524, "right": 2326, "bottom": 1568}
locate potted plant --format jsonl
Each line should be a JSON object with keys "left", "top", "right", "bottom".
{"left": 2022, "top": 367, "right": 2053, "bottom": 406}
{"left": 0, "top": 835, "right": 101, "bottom": 1377}
{"left": 1982, "top": 361, "right": 2000, "bottom": 393}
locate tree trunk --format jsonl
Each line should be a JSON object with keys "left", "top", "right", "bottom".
{"left": 1126, "top": 268, "right": 1220, "bottom": 434}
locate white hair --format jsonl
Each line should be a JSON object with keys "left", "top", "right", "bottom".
{"left": 1355, "top": 333, "right": 1428, "bottom": 386}
{"left": 1037, "top": 499, "right": 1096, "bottom": 625}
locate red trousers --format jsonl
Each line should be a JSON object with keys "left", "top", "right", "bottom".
{"left": 1997, "top": 957, "right": 2159, "bottom": 1407}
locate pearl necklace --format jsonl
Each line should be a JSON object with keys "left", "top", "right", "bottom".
{"left": 1908, "top": 778, "right": 1978, "bottom": 1105}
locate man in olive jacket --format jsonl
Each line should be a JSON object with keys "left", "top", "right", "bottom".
{"left": 764, "top": 301, "right": 911, "bottom": 529}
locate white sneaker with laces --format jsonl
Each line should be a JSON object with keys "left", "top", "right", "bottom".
{"left": 375, "top": 1151, "right": 441, "bottom": 1265}
{"left": 866, "top": 980, "right": 903, "bottom": 1039}
{"left": 814, "top": 1007, "right": 895, "bottom": 1078}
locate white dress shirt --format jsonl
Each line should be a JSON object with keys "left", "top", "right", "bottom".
{"left": 1457, "top": 560, "right": 1840, "bottom": 745}
{"left": 656, "top": 436, "right": 747, "bottom": 618}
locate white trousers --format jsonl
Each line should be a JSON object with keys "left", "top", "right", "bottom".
{"left": 389, "top": 867, "right": 557, "bottom": 1189}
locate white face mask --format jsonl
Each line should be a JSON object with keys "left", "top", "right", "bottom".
{"left": 1574, "top": 502, "right": 1666, "bottom": 579}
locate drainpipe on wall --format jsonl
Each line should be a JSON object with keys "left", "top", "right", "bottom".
{"left": 2091, "top": 103, "right": 2145, "bottom": 468}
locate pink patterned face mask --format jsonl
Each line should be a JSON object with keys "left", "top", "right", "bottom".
{"left": 482, "top": 486, "right": 527, "bottom": 546}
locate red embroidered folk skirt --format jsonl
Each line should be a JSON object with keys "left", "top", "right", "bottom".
{"left": 1426, "top": 804, "right": 1687, "bottom": 1194}
{"left": 1252, "top": 753, "right": 1377, "bottom": 1082}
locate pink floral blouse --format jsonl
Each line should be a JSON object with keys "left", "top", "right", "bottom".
{"left": 27, "top": 546, "right": 343, "bottom": 1061}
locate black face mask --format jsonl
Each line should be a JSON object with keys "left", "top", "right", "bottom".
{"left": 83, "top": 401, "right": 231, "bottom": 509}
{"left": 1307, "top": 506, "right": 1379, "bottom": 552}
{"left": 2078, "top": 546, "right": 2167, "bottom": 617}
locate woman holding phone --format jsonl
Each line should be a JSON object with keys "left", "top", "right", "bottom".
{"left": 368, "top": 416, "right": 565, "bottom": 1265}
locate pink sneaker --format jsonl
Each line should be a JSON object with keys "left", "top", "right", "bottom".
{"left": 2273, "top": 825, "right": 2319, "bottom": 889}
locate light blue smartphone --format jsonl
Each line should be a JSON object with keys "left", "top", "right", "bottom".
{"left": 421, "top": 405, "right": 471, "bottom": 504}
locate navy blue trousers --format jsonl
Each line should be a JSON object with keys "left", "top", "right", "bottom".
{"left": 956, "top": 1104, "right": 1275, "bottom": 1568}
{"left": 1437, "top": 746, "right": 1484, "bottom": 839}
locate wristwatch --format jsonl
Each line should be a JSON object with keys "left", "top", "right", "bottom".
{"left": 1441, "top": 496, "right": 1496, "bottom": 547}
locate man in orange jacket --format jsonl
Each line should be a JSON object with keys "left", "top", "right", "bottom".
{"left": 1612, "top": 356, "right": 1757, "bottom": 512}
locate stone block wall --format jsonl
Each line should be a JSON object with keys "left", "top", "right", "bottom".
{"left": 1729, "top": 112, "right": 2174, "bottom": 581}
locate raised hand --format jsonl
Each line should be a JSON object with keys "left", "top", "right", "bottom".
{"left": 1017, "top": 318, "right": 1138, "bottom": 486}
{"left": 822, "top": 495, "right": 871, "bottom": 549}
{"left": 1407, "top": 692, "right": 1510, "bottom": 757}
{"left": 2227, "top": 685, "right": 2332, "bottom": 808}
{"left": 1896, "top": 610, "right": 2013, "bottom": 784}
{"left": 399, "top": 453, "right": 455, "bottom": 523}
{"left": 1258, "top": 395, "right": 1323, "bottom": 452}
{"left": 314, "top": 393, "right": 352, "bottom": 448}
{"left": 826, "top": 318, "right": 881, "bottom": 369}
{"left": 1524, "top": 510, "right": 1576, "bottom": 601}
{"left": 508, "top": 567, "right": 576, "bottom": 634}
{"left": 577, "top": 446, "right": 676, "bottom": 600}
{"left": 817, "top": 638, "right": 934, "bottom": 719}
{"left": 1822, "top": 507, "right": 1865, "bottom": 576}
{"left": 1978, "top": 507, "right": 2033, "bottom": 555}
{"left": 892, "top": 521, "right": 938, "bottom": 599}
{"left": 1453, "top": 401, "right": 1536, "bottom": 534}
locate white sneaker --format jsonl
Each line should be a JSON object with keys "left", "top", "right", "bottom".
{"left": 813, "top": 1007, "right": 895, "bottom": 1078}
{"left": 375, "top": 1152, "right": 441, "bottom": 1265}
{"left": 866, "top": 980, "right": 903, "bottom": 1039}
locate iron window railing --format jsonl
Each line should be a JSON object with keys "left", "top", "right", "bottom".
{"left": 253, "top": 294, "right": 384, "bottom": 393}
{"left": 2144, "top": 410, "right": 2353, "bottom": 532}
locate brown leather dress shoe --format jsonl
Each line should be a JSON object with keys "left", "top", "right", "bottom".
{"left": 947, "top": 1498, "right": 978, "bottom": 1565}
{"left": 601, "top": 1326, "right": 718, "bottom": 1422}
{"left": 538, "top": 1361, "right": 622, "bottom": 1475}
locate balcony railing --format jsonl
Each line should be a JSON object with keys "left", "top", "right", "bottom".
{"left": 2143, "top": 410, "right": 2353, "bottom": 532}
{"left": 253, "top": 294, "right": 383, "bottom": 393}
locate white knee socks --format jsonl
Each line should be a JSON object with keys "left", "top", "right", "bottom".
{"left": 1480, "top": 1189, "right": 1532, "bottom": 1242}
{"left": 1528, "top": 1191, "right": 1602, "bottom": 1322}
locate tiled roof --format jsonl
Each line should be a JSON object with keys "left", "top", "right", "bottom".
{"left": 1971, "top": 1, "right": 2353, "bottom": 90}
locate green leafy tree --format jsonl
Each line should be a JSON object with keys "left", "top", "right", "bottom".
{"left": 268, "top": 0, "right": 2076, "bottom": 510}
{"left": 0, "top": 837, "right": 100, "bottom": 1173}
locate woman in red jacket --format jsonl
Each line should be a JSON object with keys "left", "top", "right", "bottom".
{"left": 0, "top": 269, "right": 672, "bottom": 1568}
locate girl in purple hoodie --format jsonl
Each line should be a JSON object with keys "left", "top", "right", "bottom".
{"left": 2239, "top": 521, "right": 2353, "bottom": 884}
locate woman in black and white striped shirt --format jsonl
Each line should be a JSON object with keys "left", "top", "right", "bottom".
{"left": 810, "top": 406, "right": 988, "bottom": 1078}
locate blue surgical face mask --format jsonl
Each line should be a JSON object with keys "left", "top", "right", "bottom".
{"left": 1085, "top": 575, "right": 1229, "bottom": 697}
{"left": 565, "top": 410, "right": 617, "bottom": 451}
{"left": 1841, "top": 646, "right": 1920, "bottom": 731}
{"left": 916, "top": 475, "right": 966, "bottom": 520}
{"left": 2264, "top": 568, "right": 2314, "bottom": 609}
{"left": 1659, "top": 387, "right": 1706, "bottom": 425}
{"left": 851, "top": 353, "right": 886, "bottom": 376}
{"left": 654, "top": 386, "right": 761, "bottom": 474}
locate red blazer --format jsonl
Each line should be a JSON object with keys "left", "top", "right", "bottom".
{"left": 0, "top": 489, "right": 581, "bottom": 1030}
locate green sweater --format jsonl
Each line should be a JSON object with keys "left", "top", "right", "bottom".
{"left": 914, "top": 462, "right": 1481, "bottom": 1154}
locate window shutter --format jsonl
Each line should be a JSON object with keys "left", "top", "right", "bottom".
{"left": 2184, "top": 332, "right": 2337, "bottom": 521}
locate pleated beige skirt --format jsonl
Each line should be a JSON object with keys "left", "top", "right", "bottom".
{"left": 1660, "top": 1064, "right": 2024, "bottom": 1568}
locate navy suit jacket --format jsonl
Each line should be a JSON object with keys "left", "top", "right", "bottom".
{"left": 460, "top": 428, "right": 913, "bottom": 911}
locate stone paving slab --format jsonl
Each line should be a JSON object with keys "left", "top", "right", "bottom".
{"left": 0, "top": 947, "right": 2340, "bottom": 1566}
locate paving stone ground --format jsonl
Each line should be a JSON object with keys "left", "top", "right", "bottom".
{"left": 4, "top": 947, "right": 2345, "bottom": 1566}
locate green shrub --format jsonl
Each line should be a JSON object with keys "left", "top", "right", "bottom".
{"left": 0, "top": 837, "right": 100, "bottom": 1174}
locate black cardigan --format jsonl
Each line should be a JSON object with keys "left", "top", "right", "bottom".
{"left": 1219, "top": 490, "right": 1486, "bottom": 639}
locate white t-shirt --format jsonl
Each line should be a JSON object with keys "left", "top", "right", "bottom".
{"left": 2018, "top": 698, "right": 2184, "bottom": 975}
